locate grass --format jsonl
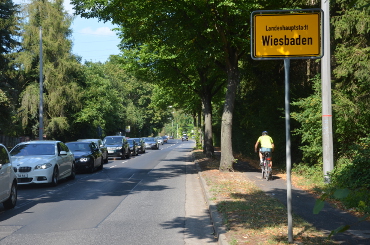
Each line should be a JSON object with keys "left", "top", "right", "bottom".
{"left": 193, "top": 150, "right": 338, "bottom": 244}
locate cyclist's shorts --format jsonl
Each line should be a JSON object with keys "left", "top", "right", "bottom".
{"left": 260, "top": 147, "right": 272, "bottom": 152}
{"left": 260, "top": 148, "right": 273, "bottom": 159}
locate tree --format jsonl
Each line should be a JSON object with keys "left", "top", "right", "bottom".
{"left": 0, "top": 0, "right": 20, "bottom": 135}
{"left": 331, "top": 0, "right": 370, "bottom": 155}
{"left": 15, "top": 0, "right": 83, "bottom": 140}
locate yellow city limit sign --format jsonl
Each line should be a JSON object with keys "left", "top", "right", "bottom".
{"left": 252, "top": 12, "right": 322, "bottom": 58}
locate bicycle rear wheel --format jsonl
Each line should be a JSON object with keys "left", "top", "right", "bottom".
{"left": 261, "top": 160, "right": 266, "bottom": 179}
{"left": 265, "top": 161, "right": 270, "bottom": 180}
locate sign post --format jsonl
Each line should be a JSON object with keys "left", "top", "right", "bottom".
{"left": 251, "top": 9, "right": 323, "bottom": 243}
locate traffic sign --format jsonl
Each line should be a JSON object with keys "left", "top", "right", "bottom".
{"left": 251, "top": 10, "right": 323, "bottom": 59}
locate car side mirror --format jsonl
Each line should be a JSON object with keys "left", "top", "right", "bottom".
{"left": 59, "top": 150, "right": 67, "bottom": 155}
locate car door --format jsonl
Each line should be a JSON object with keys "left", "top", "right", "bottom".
{"left": 98, "top": 139, "right": 107, "bottom": 159}
{"left": 90, "top": 143, "right": 99, "bottom": 168}
{"left": 57, "top": 142, "right": 72, "bottom": 178}
{"left": 0, "top": 145, "right": 11, "bottom": 201}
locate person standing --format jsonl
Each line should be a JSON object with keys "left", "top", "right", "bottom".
{"left": 254, "top": 131, "right": 274, "bottom": 167}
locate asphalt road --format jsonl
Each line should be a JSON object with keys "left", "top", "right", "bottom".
{"left": 0, "top": 140, "right": 217, "bottom": 245}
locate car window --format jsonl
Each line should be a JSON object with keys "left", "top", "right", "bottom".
{"left": 67, "top": 143, "right": 90, "bottom": 151}
{"left": 0, "top": 145, "right": 10, "bottom": 165}
{"left": 59, "top": 142, "right": 69, "bottom": 152}
{"left": 104, "top": 137, "right": 122, "bottom": 145}
{"left": 11, "top": 144, "right": 55, "bottom": 156}
{"left": 91, "top": 142, "right": 98, "bottom": 150}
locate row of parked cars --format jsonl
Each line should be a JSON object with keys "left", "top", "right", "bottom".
{"left": 0, "top": 135, "right": 170, "bottom": 210}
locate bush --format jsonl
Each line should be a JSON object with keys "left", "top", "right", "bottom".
{"left": 327, "top": 137, "right": 370, "bottom": 213}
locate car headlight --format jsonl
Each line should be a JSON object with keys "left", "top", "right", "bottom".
{"left": 79, "top": 158, "right": 89, "bottom": 162}
{"left": 35, "top": 163, "right": 53, "bottom": 169}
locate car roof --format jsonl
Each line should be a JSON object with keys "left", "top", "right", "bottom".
{"left": 78, "top": 139, "right": 100, "bottom": 141}
{"left": 18, "top": 140, "right": 60, "bottom": 144}
{"left": 66, "top": 141, "right": 91, "bottom": 144}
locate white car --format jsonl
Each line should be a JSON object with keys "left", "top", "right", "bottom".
{"left": 0, "top": 144, "right": 17, "bottom": 209}
{"left": 156, "top": 136, "right": 164, "bottom": 145}
{"left": 10, "top": 141, "right": 76, "bottom": 186}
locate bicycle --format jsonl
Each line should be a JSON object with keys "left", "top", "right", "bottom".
{"left": 261, "top": 151, "right": 272, "bottom": 181}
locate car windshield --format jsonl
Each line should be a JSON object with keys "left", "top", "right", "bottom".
{"left": 127, "top": 139, "right": 134, "bottom": 144}
{"left": 144, "top": 137, "right": 155, "bottom": 142}
{"left": 104, "top": 137, "right": 122, "bottom": 145}
{"left": 66, "top": 143, "right": 91, "bottom": 152}
{"left": 10, "top": 143, "right": 55, "bottom": 156}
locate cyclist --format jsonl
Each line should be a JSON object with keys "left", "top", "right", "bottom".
{"left": 254, "top": 131, "right": 274, "bottom": 167}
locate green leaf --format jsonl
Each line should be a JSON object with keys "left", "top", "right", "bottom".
{"left": 333, "top": 189, "right": 350, "bottom": 199}
{"left": 328, "top": 225, "right": 350, "bottom": 238}
{"left": 358, "top": 214, "right": 370, "bottom": 222}
{"left": 313, "top": 199, "right": 325, "bottom": 214}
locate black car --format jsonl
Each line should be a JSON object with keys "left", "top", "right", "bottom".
{"left": 66, "top": 141, "right": 103, "bottom": 173}
{"left": 103, "top": 136, "right": 130, "bottom": 159}
{"left": 78, "top": 139, "right": 108, "bottom": 163}
{"left": 143, "top": 137, "right": 159, "bottom": 150}
{"left": 127, "top": 139, "right": 139, "bottom": 156}
{"left": 131, "top": 138, "right": 146, "bottom": 153}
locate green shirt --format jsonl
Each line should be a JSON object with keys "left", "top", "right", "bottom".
{"left": 257, "top": 135, "right": 274, "bottom": 148}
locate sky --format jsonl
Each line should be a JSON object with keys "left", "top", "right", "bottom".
{"left": 14, "top": 0, "right": 121, "bottom": 63}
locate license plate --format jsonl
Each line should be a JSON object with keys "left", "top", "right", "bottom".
{"left": 108, "top": 150, "right": 114, "bottom": 153}
{"left": 17, "top": 173, "right": 28, "bottom": 178}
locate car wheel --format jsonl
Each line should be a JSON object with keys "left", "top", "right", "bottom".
{"left": 68, "top": 163, "right": 76, "bottom": 180}
{"left": 136, "top": 149, "right": 139, "bottom": 156}
{"left": 104, "top": 154, "right": 108, "bottom": 163}
{"left": 51, "top": 167, "right": 59, "bottom": 186}
{"left": 3, "top": 181, "right": 17, "bottom": 209}
{"left": 126, "top": 149, "right": 131, "bottom": 159}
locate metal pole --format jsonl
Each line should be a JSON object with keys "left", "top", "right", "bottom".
{"left": 284, "top": 58, "right": 293, "bottom": 243}
{"left": 39, "top": 26, "right": 44, "bottom": 140}
{"left": 321, "top": 0, "right": 334, "bottom": 182}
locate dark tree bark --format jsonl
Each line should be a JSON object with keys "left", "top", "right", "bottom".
{"left": 219, "top": 48, "right": 239, "bottom": 172}
{"left": 202, "top": 86, "right": 214, "bottom": 157}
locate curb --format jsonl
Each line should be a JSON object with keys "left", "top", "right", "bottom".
{"left": 194, "top": 159, "right": 229, "bottom": 245}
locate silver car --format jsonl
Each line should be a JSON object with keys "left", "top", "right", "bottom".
{"left": 10, "top": 141, "right": 76, "bottom": 186}
{"left": 0, "top": 144, "right": 17, "bottom": 209}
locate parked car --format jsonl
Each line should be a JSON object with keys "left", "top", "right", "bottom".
{"left": 143, "top": 137, "right": 159, "bottom": 150}
{"left": 182, "top": 134, "right": 189, "bottom": 141}
{"left": 131, "top": 138, "right": 146, "bottom": 153}
{"left": 103, "top": 136, "right": 130, "bottom": 159}
{"left": 77, "top": 139, "right": 108, "bottom": 163}
{"left": 156, "top": 136, "right": 164, "bottom": 145}
{"left": 127, "top": 139, "right": 139, "bottom": 156}
{"left": 66, "top": 141, "right": 103, "bottom": 173}
{"left": 162, "top": 136, "right": 168, "bottom": 143}
{"left": 0, "top": 144, "right": 17, "bottom": 209}
{"left": 10, "top": 141, "right": 75, "bottom": 186}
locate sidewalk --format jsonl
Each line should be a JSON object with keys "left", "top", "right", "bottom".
{"left": 197, "top": 161, "right": 370, "bottom": 245}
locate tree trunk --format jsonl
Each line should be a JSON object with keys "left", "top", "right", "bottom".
{"left": 219, "top": 49, "right": 239, "bottom": 172}
{"left": 202, "top": 88, "right": 214, "bottom": 157}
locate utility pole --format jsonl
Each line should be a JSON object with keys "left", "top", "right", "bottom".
{"left": 321, "top": 0, "right": 334, "bottom": 182}
{"left": 39, "top": 26, "right": 44, "bottom": 140}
